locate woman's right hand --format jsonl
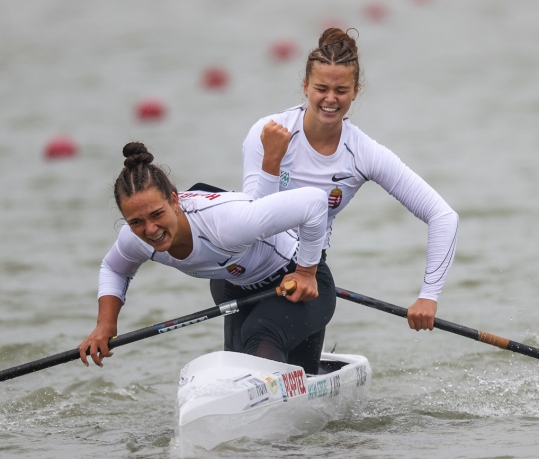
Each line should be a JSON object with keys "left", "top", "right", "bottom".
{"left": 78, "top": 321, "right": 118, "bottom": 367}
{"left": 78, "top": 295, "right": 122, "bottom": 367}
{"left": 261, "top": 120, "right": 291, "bottom": 176}
{"left": 280, "top": 264, "right": 319, "bottom": 303}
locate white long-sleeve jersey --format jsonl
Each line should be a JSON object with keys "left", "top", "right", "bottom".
{"left": 242, "top": 103, "right": 458, "bottom": 301}
{"left": 98, "top": 187, "right": 328, "bottom": 303}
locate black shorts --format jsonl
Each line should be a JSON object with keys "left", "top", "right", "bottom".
{"left": 209, "top": 256, "right": 336, "bottom": 375}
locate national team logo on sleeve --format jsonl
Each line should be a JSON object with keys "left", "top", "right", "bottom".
{"left": 279, "top": 169, "right": 290, "bottom": 188}
{"left": 328, "top": 187, "right": 343, "bottom": 209}
{"left": 226, "top": 263, "right": 246, "bottom": 277}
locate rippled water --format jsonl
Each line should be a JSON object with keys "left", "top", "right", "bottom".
{"left": 1, "top": 1, "right": 539, "bottom": 458}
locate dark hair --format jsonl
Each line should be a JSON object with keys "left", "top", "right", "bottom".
{"left": 306, "top": 28, "right": 362, "bottom": 88}
{"left": 114, "top": 142, "right": 178, "bottom": 212}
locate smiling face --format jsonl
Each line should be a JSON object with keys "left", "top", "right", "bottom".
{"left": 120, "top": 187, "right": 181, "bottom": 252}
{"left": 303, "top": 62, "right": 359, "bottom": 131}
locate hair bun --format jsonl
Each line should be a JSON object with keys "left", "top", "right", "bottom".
{"left": 318, "top": 28, "right": 358, "bottom": 54}
{"left": 122, "top": 142, "right": 154, "bottom": 168}
{"left": 319, "top": 27, "right": 345, "bottom": 47}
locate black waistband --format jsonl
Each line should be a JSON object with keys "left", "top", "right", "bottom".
{"left": 238, "top": 249, "right": 326, "bottom": 291}
{"left": 240, "top": 258, "right": 297, "bottom": 291}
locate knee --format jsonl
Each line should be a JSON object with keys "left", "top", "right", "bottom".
{"left": 241, "top": 318, "right": 285, "bottom": 355}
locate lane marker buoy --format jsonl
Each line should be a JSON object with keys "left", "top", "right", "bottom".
{"left": 136, "top": 98, "right": 167, "bottom": 121}
{"left": 44, "top": 135, "right": 78, "bottom": 160}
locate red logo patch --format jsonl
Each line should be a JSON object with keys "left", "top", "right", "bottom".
{"left": 328, "top": 187, "right": 343, "bottom": 209}
{"left": 226, "top": 264, "right": 246, "bottom": 277}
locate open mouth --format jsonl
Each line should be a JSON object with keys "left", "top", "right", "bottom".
{"left": 148, "top": 232, "right": 166, "bottom": 243}
{"left": 320, "top": 106, "right": 338, "bottom": 113}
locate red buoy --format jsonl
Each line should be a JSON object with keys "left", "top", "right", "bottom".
{"left": 362, "top": 2, "right": 390, "bottom": 22}
{"left": 201, "top": 67, "right": 229, "bottom": 90}
{"left": 44, "top": 135, "right": 78, "bottom": 160}
{"left": 136, "top": 98, "right": 167, "bottom": 121}
{"left": 320, "top": 18, "right": 348, "bottom": 32}
{"left": 269, "top": 40, "right": 298, "bottom": 62}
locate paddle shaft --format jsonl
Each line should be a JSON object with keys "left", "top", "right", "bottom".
{"left": 336, "top": 287, "right": 539, "bottom": 360}
{"left": 0, "top": 281, "right": 295, "bottom": 382}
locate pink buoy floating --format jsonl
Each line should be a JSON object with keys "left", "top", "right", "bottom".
{"left": 135, "top": 98, "right": 167, "bottom": 122}
{"left": 44, "top": 135, "right": 78, "bottom": 160}
{"left": 201, "top": 67, "right": 229, "bottom": 90}
{"left": 362, "top": 2, "right": 390, "bottom": 22}
{"left": 269, "top": 39, "right": 298, "bottom": 62}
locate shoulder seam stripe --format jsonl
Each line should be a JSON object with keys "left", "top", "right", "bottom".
{"left": 344, "top": 142, "right": 368, "bottom": 181}
{"left": 183, "top": 199, "right": 253, "bottom": 214}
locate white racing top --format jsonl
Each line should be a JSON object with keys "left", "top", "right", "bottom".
{"left": 242, "top": 103, "right": 459, "bottom": 301}
{"left": 98, "top": 187, "right": 328, "bottom": 303}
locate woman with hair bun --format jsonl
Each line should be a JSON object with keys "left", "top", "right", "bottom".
{"left": 234, "top": 27, "right": 459, "bottom": 337}
{"left": 78, "top": 142, "right": 333, "bottom": 373}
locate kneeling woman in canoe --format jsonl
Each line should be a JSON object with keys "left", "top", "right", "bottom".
{"left": 78, "top": 142, "right": 333, "bottom": 374}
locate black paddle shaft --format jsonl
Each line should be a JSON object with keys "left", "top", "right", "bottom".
{"left": 336, "top": 287, "right": 539, "bottom": 360}
{"left": 0, "top": 283, "right": 292, "bottom": 382}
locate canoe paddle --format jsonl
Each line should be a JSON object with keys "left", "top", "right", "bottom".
{"left": 0, "top": 280, "right": 296, "bottom": 382}
{"left": 336, "top": 286, "right": 539, "bottom": 360}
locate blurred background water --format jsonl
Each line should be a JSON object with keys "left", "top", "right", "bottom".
{"left": 1, "top": 1, "right": 538, "bottom": 458}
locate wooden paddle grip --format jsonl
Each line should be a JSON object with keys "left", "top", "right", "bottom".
{"left": 478, "top": 331, "right": 510, "bottom": 349}
{"left": 276, "top": 280, "right": 297, "bottom": 296}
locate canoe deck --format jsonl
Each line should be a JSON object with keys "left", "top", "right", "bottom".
{"left": 173, "top": 350, "right": 372, "bottom": 451}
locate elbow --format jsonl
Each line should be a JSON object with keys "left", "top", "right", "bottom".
{"left": 311, "top": 188, "right": 329, "bottom": 215}
{"left": 450, "top": 209, "right": 459, "bottom": 227}
{"left": 444, "top": 208, "right": 459, "bottom": 237}
{"left": 313, "top": 187, "right": 328, "bottom": 203}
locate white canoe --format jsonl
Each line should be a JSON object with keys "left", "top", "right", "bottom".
{"left": 174, "top": 350, "right": 372, "bottom": 451}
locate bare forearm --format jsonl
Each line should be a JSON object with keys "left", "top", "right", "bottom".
{"left": 261, "top": 156, "right": 281, "bottom": 176}
{"left": 96, "top": 295, "right": 123, "bottom": 333}
{"left": 79, "top": 295, "right": 123, "bottom": 367}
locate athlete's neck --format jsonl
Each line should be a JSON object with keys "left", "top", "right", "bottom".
{"left": 303, "top": 109, "right": 342, "bottom": 156}
{"left": 168, "top": 212, "right": 193, "bottom": 260}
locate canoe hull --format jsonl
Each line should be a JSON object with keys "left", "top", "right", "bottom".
{"left": 174, "top": 351, "right": 371, "bottom": 451}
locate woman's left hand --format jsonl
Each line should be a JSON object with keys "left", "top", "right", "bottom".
{"left": 406, "top": 298, "right": 437, "bottom": 331}
{"left": 280, "top": 265, "right": 318, "bottom": 303}
{"left": 260, "top": 120, "right": 291, "bottom": 176}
